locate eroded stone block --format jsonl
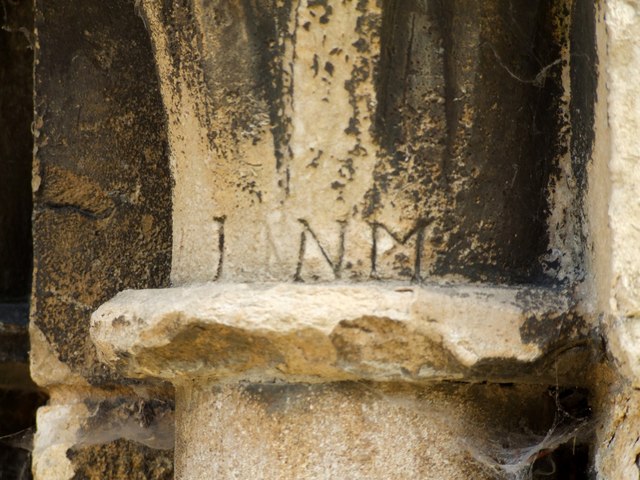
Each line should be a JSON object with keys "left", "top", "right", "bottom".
{"left": 33, "top": 392, "right": 174, "bottom": 480}
{"left": 91, "top": 282, "right": 588, "bottom": 385}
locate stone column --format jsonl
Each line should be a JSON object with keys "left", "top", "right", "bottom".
{"left": 91, "top": 0, "right": 597, "bottom": 478}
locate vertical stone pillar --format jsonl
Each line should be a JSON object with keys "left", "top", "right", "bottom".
{"left": 90, "top": 0, "right": 598, "bottom": 478}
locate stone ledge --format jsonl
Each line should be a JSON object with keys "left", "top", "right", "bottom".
{"left": 90, "top": 283, "right": 590, "bottom": 385}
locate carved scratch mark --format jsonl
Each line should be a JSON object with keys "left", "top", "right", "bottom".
{"left": 213, "top": 216, "right": 226, "bottom": 280}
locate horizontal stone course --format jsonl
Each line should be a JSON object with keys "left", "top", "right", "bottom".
{"left": 92, "top": 282, "right": 589, "bottom": 385}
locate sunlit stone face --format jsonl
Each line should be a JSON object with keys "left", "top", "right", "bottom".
{"left": 140, "top": 0, "right": 567, "bottom": 285}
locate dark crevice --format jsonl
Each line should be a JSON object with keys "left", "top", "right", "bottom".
{"left": 0, "top": 1, "right": 45, "bottom": 478}
{"left": 0, "top": 0, "right": 33, "bottom": 302}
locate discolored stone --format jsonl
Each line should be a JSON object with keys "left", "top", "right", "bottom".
{"left": 140, "top": 0, "right": 579, "bottom": 287}
{"left": 31, "top": 1, "right": 173, "bottom": 478}
{"left": 91, "top": 282, "right": 589, "bottom": 385}
{"left": 174, "top": 381, "right": 590, "bottom": 480}
{"left": 67, "top": 439, "right": 173, "bottom": 480}
{"left": 32, "top": 0, "right": 172, "bottom": 382}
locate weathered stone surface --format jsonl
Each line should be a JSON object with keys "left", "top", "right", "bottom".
{"left": 604, "top": 0, "right": 640, "bottom": 390}
{"left": 174, "top": 381, "right": 587, "bottom": 480}
{"left": 33, "top": 1, "right": 606, "bottom": 479}
{"left": 595, "top": 386, "right": 640, "bottom": 479}
{"left": 605, "top": 0, "right": 640, "bottom": 319}
{"left": 140, "top": 0, "right": 571, "bottom": 286}
{"left": 32, "top": 0, "right": 172, "bottom": 383}
{"left": 33, "top": 391, "right": 174, "bottom": 480}
{"left": 33, "top": 402, "right": 87, "bottom": 480}
{"left": 0, "top": 303, "right": 34, "bottom": 390}
{"left": 590, "top": 353, "right": 640, "bottom": 478}
{"left": 31, "top": 0, "right": 174, "bottom": 477}
{"left": 67, "top": 439, "right": 173, "bottom": 480}
{"left": 92, "top": 282, "right": 588, "bottom": 384}
{"left": 605, "top": 317, "right": 640, "bottom": 389}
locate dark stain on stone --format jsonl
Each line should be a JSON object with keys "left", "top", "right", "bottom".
{"left": 370, "top": 0, "right": 580, "bottom": 284}
{"left": 112, "top": 316, "right": 131, "bottom": 328}
{"left": 467, "top": 342, "right": 592, "bottom": 385}
{"left": 308, "top": 0, "right": 333, "bottom": 24}
{"left": 514, "top": 286, "right": 588, "bottom": 351}
{"left": 244, "top": 383, "right": 321, "bottom": 414}
{"left": 82, "top": 396, "right": 174, "bottom": 433}
{"left": 366, "top": 0, "right": 445, "bottom": 262}
{"left": 324, "top": 61, "right": 335, "bottom": 76}
{"left": 33, "top": 0, "right": 172, "bottom": 381}
{"left": 568, "top": 0, "right": 597, "bottom": 270}
{"left": 237, "top": 0, "right": 294, "bottom": 175}
{"left": 519, "top": 309, "right": 588, "bottom": 354}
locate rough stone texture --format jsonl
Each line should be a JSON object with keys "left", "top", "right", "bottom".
{"left": 67, "top": 439, "right": 173, "bottom": 480}
{"left": 605, "top": 0, "right": 640, "bottom": 319}
{"left": 32, "top": 0, "right": 172, "bottom": 382}
{"left": 596, "top": 1, "right": 640, "bottom": 478}
{"left": 88, "top": 1, "right": 602, "bottom": 478}
{"left": 92, "top": 282, "right": 589, "bottom": 385}
{"left": 140, "top": 0, "right": 573, "bottom": 286}
{"left": 30, "top": 0, "right": 610, "bottom": 478}
{"left": 31, "top": 0, "right": 174, "bottom": 478}
{"left": 33, "top": 401, "right": 87, "bottom": 480}
{"left": 595, "top": 385, "right": 640, "bottom": 480}
{"left": 174, "top": 382, "right": 589, "bottom": 480}
{"left": 33, "top": 390, "right": 174, "bottom": 480}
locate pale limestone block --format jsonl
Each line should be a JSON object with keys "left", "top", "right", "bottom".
{"left": 607, "top": 0, "right": 640, "bottom": 318}
{"left": 606, "top": 317, "right": 640, "bottom": 388}
{"left": 595, "top": 388, "right": 640, "bottom": 480}
{"left": 91, "top": 282, "right": 584, "bottom": 385}
{"left": 33, "top": 402, "right": 88, "bottom": 480}
{"left": 29, "top": 323, "right": 88, "bottom": 388}
{"left": 141, "top": 0, "right": 382, "bottom": 284}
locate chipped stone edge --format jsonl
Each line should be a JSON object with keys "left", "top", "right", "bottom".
{"left": 90, "top": 282, "right": 584, "bottom": 385}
